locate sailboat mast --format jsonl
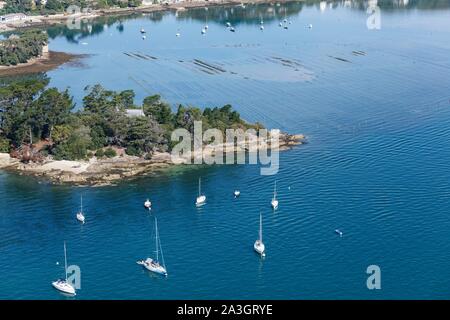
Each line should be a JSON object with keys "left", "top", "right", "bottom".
{"left": 155, "top": 218, "right": 159, "bottom": 262}
{"left": 64, "top": 241, "right": 68, "bottom": 281}
{"left": 80, "top": 195, "right": 83, "bottom": 213}
{"left": 198, "top": 178, "right": 201, "bottom": 197}
{"left": 274, "top": 181, "right": 277, "bottom": 200}
{"left": 259, "top": 213, "right": 262, "bottom": 242}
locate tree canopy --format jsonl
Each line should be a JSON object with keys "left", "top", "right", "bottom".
{"left": 0, "top": 80, "right": 256, "bottom": 161}
{"left": 0, "top": 30, "right": 48, "bottom": 66}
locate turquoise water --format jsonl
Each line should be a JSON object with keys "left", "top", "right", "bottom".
{"left": 1, "top": 1, "right": 450, "bottom": 299}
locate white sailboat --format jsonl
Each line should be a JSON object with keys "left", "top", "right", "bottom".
{"left": 76, "top": 195, "right": 85, "bottom": 224}
{"left": 52, "top": 241, "right": 76, "bottom": 295}
{"left": 234, "top": 190, "right": 241, "bottom": 198}
{"left": 271, "top": 181, "right": 279, "bottom": 210}
{"left": 144, "top": 199, "right": 152, "bottom": 210}
{"left": 254, "top": 213, "right": 266, "bottom": 257}
{"left": 137, "top": 217, "right": 168, "bottom": 276}
{"left": 196, "top": 178, "right": 206, "bottom": 206}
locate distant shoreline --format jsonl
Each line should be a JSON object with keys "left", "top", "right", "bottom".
{"left": 0, "top": 0, "right": 296, "bottom": 33}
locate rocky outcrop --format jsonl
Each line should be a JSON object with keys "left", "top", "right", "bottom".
{"left": 0, "top": 133, "right": 306, "bottom": 185}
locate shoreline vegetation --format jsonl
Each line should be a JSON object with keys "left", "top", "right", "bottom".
{"left": 0, "top": 0, "right": 297, "bottom": 33}
{"left": 0, "top": 28, "right": 82, "bottom": 75}
{"left": 0, "top": 79, "right": 305, "bottom": 185}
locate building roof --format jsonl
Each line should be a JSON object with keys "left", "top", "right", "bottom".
{"left": 125, "top": 109, "right": 145, "bottom": 117}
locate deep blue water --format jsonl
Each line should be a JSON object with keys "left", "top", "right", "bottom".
{"left": 1, "top": 1, "right": 450, "bottom": 299}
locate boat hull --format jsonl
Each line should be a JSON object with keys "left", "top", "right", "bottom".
{"left": 271, "top": 200, "right": 279, "bottom": 209}
{"left": 52, "top": 280, "right": 76, "bottom": 295}
{"left": 76, "top": 213, "right": 85, "bottom": 223}
{"left": 254, "top": 241, "right": 265, "bottom": 256}
{"left": 196, "top": 195, "right": 206, "bottom": 206}
{"left": 140, "top": 258, "right": 167, "bottom": 276}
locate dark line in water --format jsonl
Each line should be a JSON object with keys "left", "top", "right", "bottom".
{"left": 328, "top": 55, "right": 352, "bottom": 63}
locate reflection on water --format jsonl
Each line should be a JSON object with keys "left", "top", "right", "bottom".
{"left": 43, "top": 0, "right": 450, "bottom": 43}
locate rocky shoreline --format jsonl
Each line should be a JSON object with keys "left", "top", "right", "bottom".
{"left": 0, "top": 133, "right": 305, "bottom": 186}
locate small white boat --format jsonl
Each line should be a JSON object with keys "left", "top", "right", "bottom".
{"left": 335, "top": 229, "right": 343, "bottom": 237}
{"left": 176, "top": 32, "right": 181, "bottom": 37}
{"left": 140, "top": 28, "right": 146, "bottom": 34}
{"left": 137, "top": 258, "right": 167, "bottom": 276}
{"left": 142, "top": 35, "right": 146, "bottom": 40}
{"left": 271, "top": 181, "right": 279, "bottom": 210}
{"left": 260, "top": 25, "right": 264, "bottom": 30}
{"left": 76, "top": 212, "right": 85, "bottom": 223}
{"left": 308, "top": 24, "right": 313, "bottom": 29}
{"left": 234, "top": 190, "right": 240, "bottom": 197}
{"left": 76, "top": 195, "right": 85, "bottom": 224}
{"left": 52, "top": 279, "right": 76, "bottom": 295}
{"left": 201, "top": 28, "right": 206, "bottom": 35}
{"left": 279, "top": 22, "right": 283, "bottom": 27}
{"left": 144, "top": 199, "right": 152, "bottom": 209}
{"left": 195, "top": 178, "right": 206, "bottom": 206}
{"left": 137, "top": 217, "right": 167, "bottom": 276}
{"left": 254, "top": 213, "right": 265, "bottom": 257}
{"left": 204, "top": 25, "right": 209, "bottom": 30}
{"left": 283, "top": 25, "right": 288, "bottom": 30}
{"left": 52, "top": 241, "right": 76, "bottom": 295}
{"left": 226, "top": 22, "right": 231, "bottom": 27}
{"left": 230, "top": 27, "right": 236, "bottom": 32}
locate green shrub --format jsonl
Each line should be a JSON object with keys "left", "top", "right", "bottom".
{"left": 125, "top": 144, "right": 143, "bottom": 157}
{"left": 0, "top": 136, "right": 11, "bottom": 153}
{"left": 95, "top": 149, "right": 104, "bottom": 158}
{"left": 104, "top": 148, "right": 117, "bottom": 158}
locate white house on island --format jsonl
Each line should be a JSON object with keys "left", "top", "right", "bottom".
{"left": 125, "top": 109, "right": 145, "bottom": 117}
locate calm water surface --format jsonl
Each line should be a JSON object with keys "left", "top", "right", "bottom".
{"left": 1, "top": 1, "right": 450, "bottom": 299}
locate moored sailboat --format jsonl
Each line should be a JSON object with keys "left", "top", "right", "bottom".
{"left": 76, "top": 195, "right": 85, "bottom": 224}
{"left": 52, "top": 241, "right": 76, "bottom": 295}
{"left": 137, "top": 217, "right": 167, "bottom": 276}
{"left": 254, "top": 213, "right": 266, "bottom": 257}
{"left": 271, "top": 181, "right": 279, "bottom": 210}
{"left": 196, "top": 178, "right": 206, "bottom": 206}
{"left": 144, "top": 199, "right": 152, "bottom": 210}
